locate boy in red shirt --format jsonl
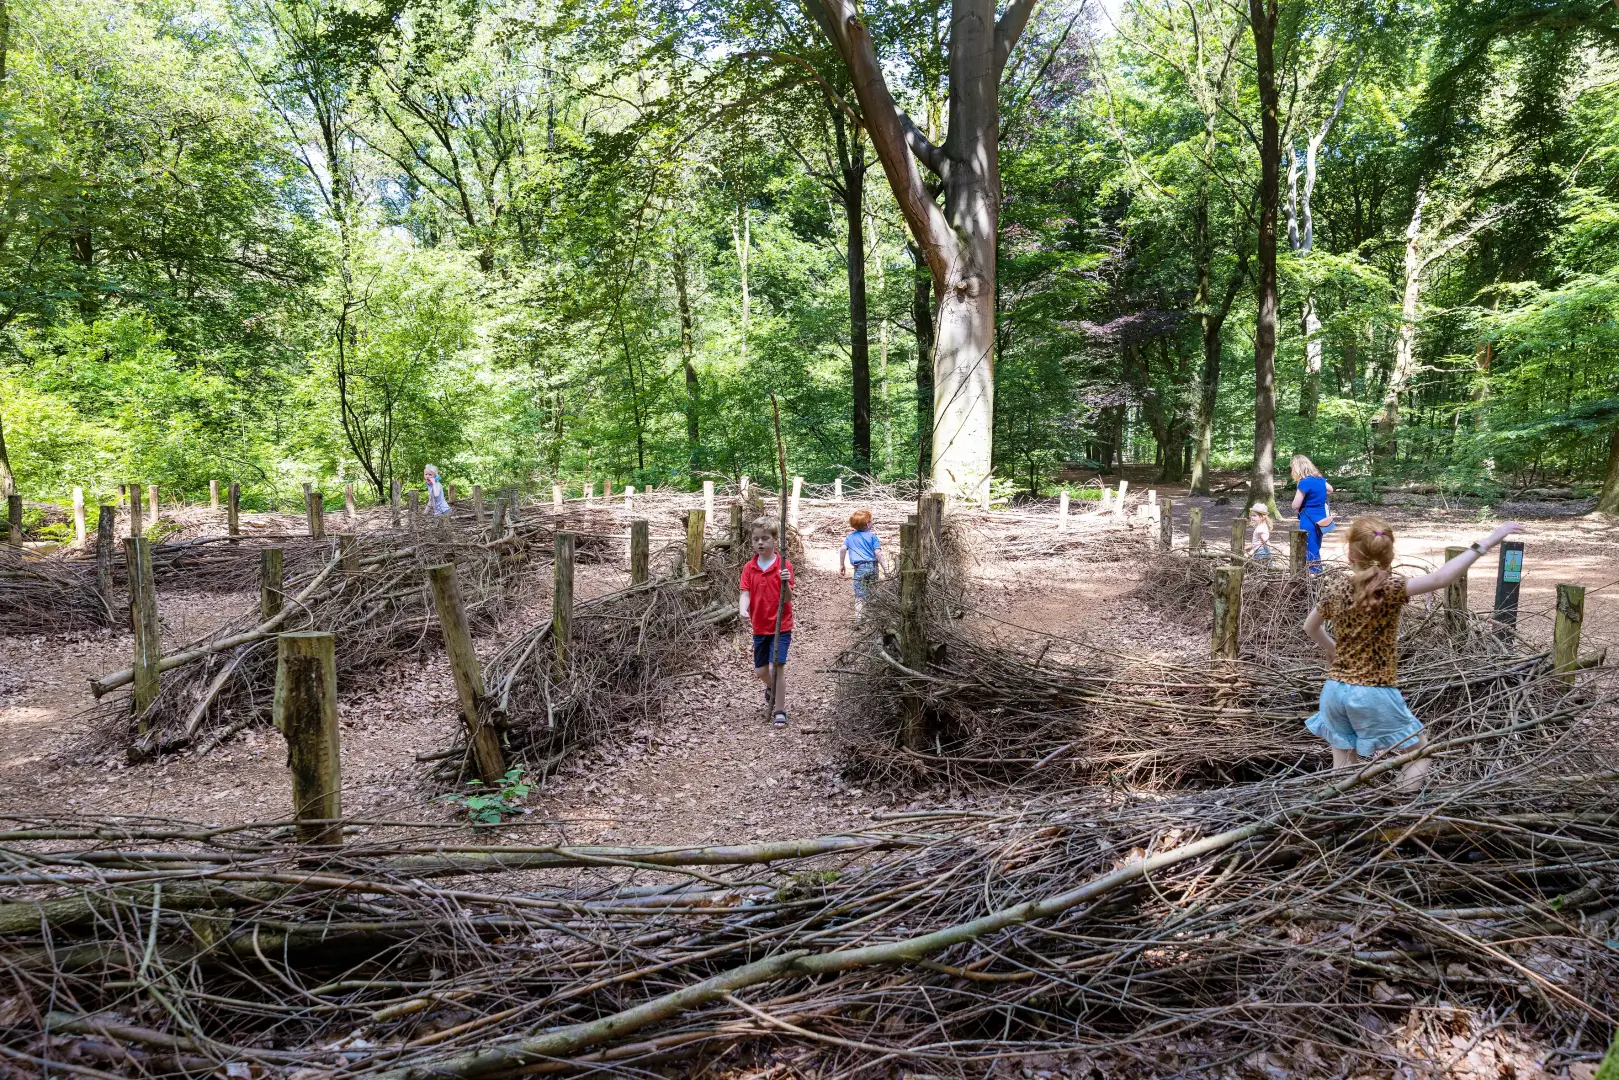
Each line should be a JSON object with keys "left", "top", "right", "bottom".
{"left": 737, "top": 519, "right": 794, "bottom": 725}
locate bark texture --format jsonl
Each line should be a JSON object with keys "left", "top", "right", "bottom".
{"left": 1246, "top": 0, "right": 1281, "bottom": 513}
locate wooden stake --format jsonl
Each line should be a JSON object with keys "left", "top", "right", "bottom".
{"left": 703, "top": 480, "right": 715, "bottom": 532}
{"left": 552, "top": 483, "right": 563, "bottom": 510}
{"left": 227, "top": 482, "right": 240, "bottom": 541}
{"left": 344, "top": 483, "right": 357, "bottom": 523}
{"left": 390, "top": 479, "right": 402, "bottom": 528}
{"left": 209, "top": 480, "right": 220, "bottom": 513}
{"left": 1443, "top": 546, "right": 1468, "bottom": 631}
{"left": 729, "top": 502, "right": 744, "bottom": 552}
{"left": 553, "top": 531, "right": 574, "bottom": 674}
{"left": 1554, "top": 583, "right": 1585, "bottom": 685}
{"left": 1099, "top": 486, "right": 1112, "bottom": 514}
{"left": 603, "top": 478, "right": 612, "bottom": 499}
{"left": 95, "top": 506, "right": 115, "bottom": 609}
{"left": 1290, "top": 527, "right": 1307, "bottom": 577}
{"left": 407, "top": 489, "right": 420, "bottom": 532}
{"left": 1230, "top": 516, "right": 1245, "bottom": 559}
{"left": 124, "top": 536, "right": 162, "bottom": 722}
{"left": 305, "top": 490, "right": 324, "bottom": 539}
{"left": 1211, "top": 565, "right": 1243, "bottom": 660}
{"left": 504, "top": 486, "right": 520, "bottom": 524}
{"left": 685, "top": 509, "right": 706, "bottom": 577}
{"left": 1159, "top": 497, "right": 1173, "bottom": 551}
{"left": 6, "top": 493, "right": 20, "bottom": 547}
{"left": 630, "top": 519, "right": 650, "bottom": 585}
{"left": 625, "top": 485, "right": 636, "bottom": 513}
{"left": 1113, "top": 479, "right": 1129, "bottom": 521}
{"left": 128, "top": 483, "right": 143, "bottom": 538}
{"left": 273, "top": 632, "right": 342, "bottom": 845}
{"left": 427, "top": 564, "right": 506, "bottom": 783}
{"left": 338, "top": 533, "right": 359, "bottom": 584}
{"left": 1057, "top": 490, "right": 1069, "bottom": 532}
{"left": 260, "top": 548, "right": 284, "bottom": 621}
{"left": 1494, "top": 539, "right": 1524, "bottom": 634}
{"left": 585, "top": 482, "right": 594, "bottom": 506}
{"left": 833, "top": 477, "right": 842, "bottom": 500}
{"left": 740, "top": 476, "right": 750, "bottom": 500}
{"left": 899, "top": 567, "right": 929, "bottom": 750}
{"left": 472, "top": 485, "right": 484, "bottom": 524}
{"left": 71, "top": 487, "right": 86, "bottom": 547}
{"left": 487, "top": 498, "right": 505, "bottom": 541}
{"left": 900, "top": 515, "right": 920, "bottom": 573}
{"left": 1189, "top": 507, "right": 1203, "bottom": 551}
{"left": 789, "top": 476, "right": 803, "bottom": 528}
{"left": 146, "top": 484, "right": 159, "bottom": 521}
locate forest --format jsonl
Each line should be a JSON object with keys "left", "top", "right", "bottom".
{"left": 2, "top": 0, "right": 1618, "bottom": 510}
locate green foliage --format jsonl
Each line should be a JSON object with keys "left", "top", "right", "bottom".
{"left": 436, "top": 766, "right": 533, "bottom": 824}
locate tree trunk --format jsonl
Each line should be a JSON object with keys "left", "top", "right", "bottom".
{"left": 1247, "top": 0, "right": 1281, "bottom": 513}
{"left": 1377, "top": 187, "right": 1426, "bottom": 465}
{"left": 0, "top": 404, "right": 13, "bottom": 497}
{"left": 1599, "top": 424, "right": 1619, "bottom": 516}
{"left": 842, "top": 164, "right": 871, "bottom": 471}
{"left": 732, "top": 205, "right": 750, "bottom": 367}
{"left": 672, "top": 246, "right": 700, "bottom": 469}
{"left": 910, "top": 243, "right": 935, "bottom": 477}
{"left": 1300, "top": 297, "right": 1323, "bottom": 418}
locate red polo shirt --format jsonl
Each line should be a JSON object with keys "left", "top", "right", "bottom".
{"left": 740, "top": 554, "right": 795, "bottom": 635}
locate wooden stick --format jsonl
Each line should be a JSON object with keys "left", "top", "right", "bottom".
{"left": 260, "top": 548, "right": 284, "bottom": 621}
{"left": 72, "top": 487, "right": 86, "bottom": 547}
{"left": 428, "top": 564, "right": 505, "bottom": 783}
{"left": 768, "top": 397, "right": 791, "bottom": 713}
{"left": 553, "top": 532, "right": 574, "bottom": 675}
{"left": 1553, "top": 584, "right": 1585, "bottom": 685}
{"left": 900, "top": 515, "right": 919, "bottom": 573}
{"left": 124, "top": 536, "right": 162, "bottom": 723}
{"left": 630, "top": 520, "right": 650, "bottom": 586}
{"left": 273, "top": 632, "right": 342, "bottom": 845}
{"left": 625, "top": 485, "right": 635, "bottom": 513}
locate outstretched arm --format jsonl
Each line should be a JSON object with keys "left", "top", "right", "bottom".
{"left": 1304, "top": 605, "right": 1335, "bottom": 665}
{"left": 1406, "top": 523, "right": 1525, "bottom": 597}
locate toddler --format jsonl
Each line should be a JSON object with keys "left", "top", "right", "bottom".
{"left": 839, "top": 509, "right": 884, "bottom": 616}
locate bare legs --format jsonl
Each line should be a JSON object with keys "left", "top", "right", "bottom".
{"left": 1332, "top": 731, "right": 1431, "bottom": 792}
{"left": 754, "top": 663, "right": 786, "bottom": 716}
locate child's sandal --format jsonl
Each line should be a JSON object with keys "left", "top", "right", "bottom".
{"left": 772, "top": 710, "right": 788, "bottom": 726}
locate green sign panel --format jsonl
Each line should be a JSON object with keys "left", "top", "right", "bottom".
{"left": 1502, "top": 548, "right": 1523, "bottom": 583}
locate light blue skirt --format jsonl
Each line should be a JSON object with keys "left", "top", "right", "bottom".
{"left": 1306, "top": 679, "right": 1424, "bottom": 757}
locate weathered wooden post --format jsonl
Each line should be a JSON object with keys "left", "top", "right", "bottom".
{"left": 338, "top": 533, "right": 359, "bottom": 584}
{"left": 146, "top": 484, "right": 159, "bottom": 522}
{"left": 344, "top": 483, "right": 357, "bottom": 524}
{"left": 471, "top": 485, "right": 484, "bottom": 524}
{"left": 1099, "top": 486, "right": 1112, "bottom": 515}
{"left": 703, "top": 480, "right": 715, "bottom": 532}
{"left": 585, "top": 481, "right": 594, "bottom": 506}
{"left": 729, "top": 502, "right": 744, "bottom": 553}
{"left": 833, "top": 477, "right": 843, "bottom": 500}
{"left": 390, "top": 479, "right": 402, "bottom": 528}
{"left": 1290, "top": 528, "right": 1307, "bottom": 577}
{"left": 128, "top": 483, "right": 143, "bottom": 538}
{"left": 427, "top": 564, "right": 506, "bottom": 782}
{"left": 685, "top": 509, "right": 706, "bottom": 577}
{"left": 1494, "top": 540, "right": 1524, "bottom": 634}
{"left": 899, "top": 566, "right": 929, "bottom": 750}
{"left": 1113, "top": 479, "right": 1130, "bottom": 521}
{"left": 553, "top": 531, "right": 574, "bottom": 674}
{"left": 260, "top": 548, "right": 284, "bottom": 620}
{"left": 6, "top": 493, "right": 20, "bottom": 547}
{"left": 900, "top": 515, "right": 920, "bottom": 573}
{"left": 124, "top": 536, "right": 162, "bottom": 722}
{"left": 273, "top": 632, "right": 342, "bottom": 845}
{"left": 1211, "top": 565, "right": 1244, "bottom": 660}
{"left": 1230, "top": 517, "right": 1245, "bottom": 560}
{"left": 925, "top": 492, "right": 946, "bottom": 545}
{"left": 979, "top": 478, "right": 991, "bottom": 512}
{"left": 1189, "top": 507, "right": 1203, "bottom": 552}
{"left": 630, "top": 519, "right": 650, "bottom": 585}
{"left": 1443, "top": 546, "right": 1468, "bottom": 631}
{"left": 789, "top": 476, "right": 803, "bottom": 528}
{"left": 486, "top": 498, "right": 505, "bottom": 541}
{"left": 302, "top": 482, "right": 313, "bottom": 505}
{"left": 72, "top": 487, "right": 87, "bottom": 547}
{"left": 503, "top": 486, "right": 520, "bottom": 525}
{"left": 1058, "top": 490, "right": 1070, "bottom": 532}
{"left": 603, "top": 478, "right": 612, "bottom": 499}
{"left": 95, "top": 506, "right": 115, "bottom": 607}
{"left": 227, "top": 482, "right": 241, "bottom": 541}
{"left": 1159, "top": 497, "right": 1173, "bottom": 552}
{"left": 209, "top": 480, "right": 220, "bottom": 514}
{"left": 740, "top": 475, "right": 750, "bottom": 500}
{"left": 406, "top": 489, "right": 420, "bottom": 532}
{"left": 552, "top": 483, "right": 563, "bottom": 510}
{"left": 305, "top": 489, "right": 325, "bottom": 539}
{"left": 1553, "top": 584, "right": 1585, "bottom": 685}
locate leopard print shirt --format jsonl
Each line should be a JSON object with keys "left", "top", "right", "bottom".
{"left": 1319, "top": 574, "right": 1408, "bottom": 687}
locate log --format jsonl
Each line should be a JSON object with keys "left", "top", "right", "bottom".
{"left": 273, "top": 631, "right": 342, "bottom": 845}
{"left": 407, "top": 489, "right": 420, "bottom": 532}
{"left": 789, "top": 476, "right": 803, "bottom": 527}
{"left": 552, "top": 483, "right": 563, "bottom": 510}
{"left": 428, "top": 564, "right": 505, "bottom": 783}
{"left": 1229, "top": 516, "right": 1245, "bottom": 558}
{"left": 1113, "top": 478, "right": 1129, "bottom": 520}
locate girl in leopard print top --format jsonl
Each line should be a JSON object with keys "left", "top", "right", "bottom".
{"left": 1303, "top": 516, "right": 1524, "bottom": 792}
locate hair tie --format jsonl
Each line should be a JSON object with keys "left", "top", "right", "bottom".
{"left": 1373, "top": 530, "right": 1385, "bottom": 537}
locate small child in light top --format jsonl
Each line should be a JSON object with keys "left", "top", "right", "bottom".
{"left": 839, "top": 509, "right": 885, "bottom": 616}
{"left": 1246, "top": 506, "right": 1273, "bottom": 564}
{"left": 1303, "top": 515, "right": 1524, "bottom": 792}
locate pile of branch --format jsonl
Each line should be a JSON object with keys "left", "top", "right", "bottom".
{"left": 103, "top": 536, "right": 334, "bottom": 593}
{"left": 88, "top": 532, "right": 525, "bottom": 761}
{"left": 0, "top": 550, "right": 112, "bottom": 634}
{"left": 3, "top": 724, "right": 1615, "bottom": 1077}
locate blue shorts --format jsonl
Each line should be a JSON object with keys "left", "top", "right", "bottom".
{"left": 1307, "top": 679, "right": 1423, "bottom": 757}
{"left": 752, "top": 632, "right": 791, "bottom": 668}
{"left": 851, "top": 562, "right": 878, "bottom": 599}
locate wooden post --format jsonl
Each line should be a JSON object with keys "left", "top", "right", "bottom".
{"left": 486, "top": 498, "right": 505, "bottom": 541}
{"left": 900, "top": 515, "right": 920, "bottom": 572}
{"left": 6, "top": 493, "right": 20, "bottom": 547}
{"left": 603, "top": 478, "right": 612, "bottom": 499}
{"left": 1189, "top": 507, "right": 1203, "bottom": 552}
{"left": 1494, "top": 540, "right": 1524, "bottom": 633}
{"left": 227, "top": 482, "right": 240, "bottom": 541}
{"left": 504, "top": 486, "right": 520, "bottom": 524}
{"left": 406, "top": 489, "right": 420, "bottom": 532}
{"left": 1553, "top": 584, "right": 1585, "bottom": 684}
{"left": 344, "top": 483, "right": 357, "bottom": 523}
{"left": 740, "top": 476, "right": 750, "bottom": 500}
{"left": 338, "top": 533, "right": 359, "bottom": 584}
{"left": 552, "top": 483, "right": 563, "bottom": 510}
{"left": 1290, "top": 527, "right": 1307, "bottom": 577}
{"left": 789, "top": 476, "right": 803, "bottom": 528}
{"left": 980, "top": 477, "right": 991, "bottom": 512}
{"left": 925, "top": 492, "right": 946, "bottom": 545}
{"left": 427, "top": 564, "right": 506, "bottom": 782}
{"left": 1099, "top": 486, "right": 1112, "bottom": 514}
{"left": 1211, "top": 565, "right": 1244, "bottom": 660}
{"left": 1113, "top": 478, "right": 1129, "bottom": 521}
{"left": 273, "top": 632, "right": 342, "bottom": 845}
{"left": 1057, "top": 490, "right": 1069, "bottom": 532}
{"left": 1443, "top": 546, "right": 1468, "bottom": 631}
{"left": 1159, "top": 497, "right": 1173, "bottom": 551}
{"left": 685, "top": 509, "right": 706, "bottom": 577}
{"left": 302, "top": 482, "right": 313, "bottom": 504}
{"left": 472, "top": 485, "right": 484, "bottom": 523}
{"left": 305, "top": 490, "right": 324, "bottom": 539}
{"left": 209, "top": 479, "right": 220, "bottom": 514}
{"left": 833, "top": 477, "right": 843, "bottom": 500}
{"left": 630, "top": 519, "right": 650, "bottom": 585}
{"left": 1230, "top": 517, "right": 1245, "bottom": 559}
{"left": 69, "top": 488, "right": 84, "bottom": 548}
{"left": 128, "top": 483, "right": 143, "bottom": 538}
{"left": 585, "top": 481, "right": 594, "bottom": 506}
{"left": 898, "top": 567, "right": 929, "bottom": 750}
{"left": 260, "top": 548, "right": 284, "bottom": 620}
{"left": 703, "top": 479, "right": 715, "bottom": 532}
{"left": 729, "top": 502, "right": 744, "bottom": 553}
{"left": 95, "top": 506, "right": 115, "bottom": 608}
{"left": 124, "top": 536, "right": 162, "bottom": 721}
{"left": 553, "top": 531, "right": 574, "bottom": 673}
{"left": 390, "top": 479, "right": 402, "bottom": 528}
{"left": 146, "top": 484, "right": 159, "bottom": 521}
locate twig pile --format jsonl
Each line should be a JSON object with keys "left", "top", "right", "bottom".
{"left": 0, "top": 550, "right": 112, "bottom": 634}
{"left": 3, "top": 720, "right": 1615, "bottom": 1077}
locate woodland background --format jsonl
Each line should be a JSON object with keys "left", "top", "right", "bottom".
{"left": 2, "top": 0, "right": 1617, "bottom": 510}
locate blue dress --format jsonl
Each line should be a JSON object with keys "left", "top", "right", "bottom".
{"left": 1297, "top": 475, "right": 1329, "bottom": 566}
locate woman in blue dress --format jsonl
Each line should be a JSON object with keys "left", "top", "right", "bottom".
{"left": 1289, "top": 454, "right": 1334, "bottom": 572}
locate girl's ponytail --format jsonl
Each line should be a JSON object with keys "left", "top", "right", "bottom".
{"left": 1347, "top": 516, "right": 1396, "bottom": 610}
